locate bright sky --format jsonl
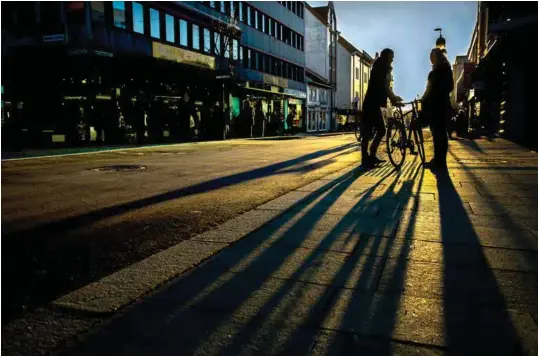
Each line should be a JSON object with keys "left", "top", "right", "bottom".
{"left": 308, "top": 1, "right": 477, "bottom": 101}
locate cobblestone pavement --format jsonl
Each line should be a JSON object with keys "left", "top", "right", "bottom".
{"left": 63, "top": 138, "right": 538, "bottom": 356}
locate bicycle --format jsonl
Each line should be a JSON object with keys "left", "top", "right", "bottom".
{"left": 385, "top": 100, "right": 426, "bottom": 168}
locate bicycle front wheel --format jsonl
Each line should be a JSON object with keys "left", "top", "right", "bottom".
{"left": 386, "top": 119, "right": 407, "bottom": 169}
{"left": 413, "top": 127, "right": 426, "bottom": 164}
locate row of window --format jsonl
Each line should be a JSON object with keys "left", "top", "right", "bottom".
{"left": 204, "top": 1, "right": 304, "bottom": 52}
{"left": 110, "top": 1, "right": 240, "bottom": 60}
{"left": 242, "top": 47, "right": 305, "bottom": 83}
{"left": 355, "top": 68, "right": 369, "bottom": 84}
{"left": 277, "top": 1, "right": 305, "bottom": 19}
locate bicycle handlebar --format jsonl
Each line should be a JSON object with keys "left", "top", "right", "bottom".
{"left": 395, "top": 99, "right": 422, "bottom": 107}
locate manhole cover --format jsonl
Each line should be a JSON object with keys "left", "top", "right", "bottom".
{"left": 90, "top": 165, "right": 147, "bottom": 172}
{"left": 456, "top": 159, "right": 510, "bottom": 164}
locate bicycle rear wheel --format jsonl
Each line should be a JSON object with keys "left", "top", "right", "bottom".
{"left": 413, "top": 126, "right": 426, "bottom": 164}
{"left": 386, "top": 119, "right": 407, "bottom": 169}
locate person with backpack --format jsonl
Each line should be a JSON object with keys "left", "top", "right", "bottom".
{"left": 361, "top": 48, "right": 403, "bottom": 169}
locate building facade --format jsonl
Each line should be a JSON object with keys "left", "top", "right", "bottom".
{"left": 336, "top": 35, "right": 373, "bottom": 127}
{"left": 451, "top": 55, "right": 469, "bottom": 108}
{"left": 2, "top": 1, "right": 247, "bottom": 147}
{"left": 460, "top": 2, "right": 538, "bottom": 148}
{"left": 236, "top": 1, "right": 307, "bottom": 135}
{"left": 304, "top": 2, "right": 337, "bottom": 132}
{"left": 1, "top": 1, "right": 308, "bottom": 148}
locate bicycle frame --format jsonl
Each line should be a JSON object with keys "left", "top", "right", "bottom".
{"left": 392, "top": 101, "right": 421, "bottom": 148}
{"left": 386, "top": 99, "right": 426, "bottom": 168}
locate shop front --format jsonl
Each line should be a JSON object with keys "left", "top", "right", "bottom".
{"left": 241, "top": 73, "right": 306, "bottom": 137}
{"left": 306, "top": 83, "right": 331, "bottom": 132}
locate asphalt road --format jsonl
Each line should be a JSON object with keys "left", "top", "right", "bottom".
{"left": 2, "top": 135, "right": 361, "bottom": 323}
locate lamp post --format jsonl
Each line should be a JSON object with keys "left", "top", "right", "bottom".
{"left": 435, "top": 28, "right": 446, "bottom": 50}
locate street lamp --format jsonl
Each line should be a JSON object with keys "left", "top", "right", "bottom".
{"left": 435, "top": 28, "right": 446, "bottom": 50}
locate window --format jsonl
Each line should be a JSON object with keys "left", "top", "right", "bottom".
{"left": 255, "top": 52, "right": 260, "bottom": 70}
{"left": 280, "top": 24, "right": 283, "bottom": 41}
{"left": 230, "top": 1, "right": 235, "bottom": 17}
{"left": 204, "top": 28, "right": 211, "bottom": 53}
{"left": 247, "top": 6, "right": 251, "bottom": 25}
{"left": 248, "top": 49, "right": 252, "bottom": 69}
{"left": 113, "top": 1, "right": 126, "bottom": 29}
{"left": 364, "top": 73, "right": 368, "bottom": 84}
{"left": 132, "top": 2, "right": 144, "bottom": 34}
{"left": 356, "top": 68, "right": 359, "bottom": 79}
{"left": 192, "top": 24, "right": 200, "bottom": 49}
{"left": 220, "top": 1, "right": 225, "bottom": 13}
{"left": 233, "top": 39, "right": 239, "bottom": 60}
{"left": 210, "top": 1, "right": 215, "bottom": 8}
{"left": 180, "top": 19, "right": 188, "bottom": 46}
{"left": 150, "top": 9, "right": 160, "bottom": 39}
{"left": 239, "top": 2, "right": 243, "bottom": 21}
{"left": 165, "top": 14, "right": 175, "bottom": 42}
{"left": 291, "top": 31, "right": 295, "bottom": 48}
{"left": 261, "top": 14, "right": 265, "bottom": 33}
{"left": 254, "top": 10, "right": 258, "bottom": 29}
{"left": 224, "top": 36, "right": 230, "bottom": 58}
{"left": 214, "top": 32, "right": 221, "bottom": 55}
{"left": 274, "top": 20, "right": 277, "bottom": 38}
{"left": 268, "top": 18, "right": 272, "bottom": 36}
{"left": 239, "top": 45, "right": 243, "bottom": 61}
{"left": 292, "top": 1, "right": 296, "bottom": 14}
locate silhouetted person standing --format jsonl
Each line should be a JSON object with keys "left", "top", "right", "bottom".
{"left": 361, "top": 48, "right": 402, "bottom": 169}
{"left": 422, "top": 48, "right": 454, "bottom": 171}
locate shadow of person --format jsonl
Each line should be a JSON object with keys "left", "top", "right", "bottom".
{"left": 435, "top": 171, "right": 524, "bottom": 355}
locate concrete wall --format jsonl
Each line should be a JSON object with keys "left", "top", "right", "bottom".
{"left": 336, "top": 41, "right": 351, "bottom": 109}
{"left": 305, "top": 8, "right": 329, "bottom": 81}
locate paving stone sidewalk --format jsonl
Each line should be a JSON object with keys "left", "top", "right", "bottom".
{"left": 63, "top": 138, "right": 538, "bottom": 356}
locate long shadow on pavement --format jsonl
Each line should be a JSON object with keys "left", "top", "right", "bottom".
{"left": 61, "top": 158, "right": 433, "bottom": 356}
{"left": 60, "top": 159, "right": 371, "bottom": 355}
{"left": 2, "top": 142, "right": 356, "bottom": 323}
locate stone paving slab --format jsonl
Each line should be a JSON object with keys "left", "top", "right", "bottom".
{"left": 311, "top": 330, "right": 444, "bottom": 356}
{"left": 242, "top": 226, "right": 360, "bottom": 253}
{"left": 263, "top": 210, "right": 399, "bottom": 237}
{"left": 355, "top": 235, "right": 538, "bottom": 272}
{"left": 468, "top": 202, "right": 538, "bottom": 219}
{"left": 256, "top": 191, "right": 312, "bottom": 211}
{"left": 320, "top": 289, "right": 538, "bottom": 354}
{"left": 377, "top": 259, "right": 538, "bottom": 313}
{"left": 395, "top": 213, "right": 533, "bottom": 237}
{"left": 192, "top": 209, "right": 285, "bottom": 244}
{"left": 213, "top": 242, "right": 384, "bottom": 290}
